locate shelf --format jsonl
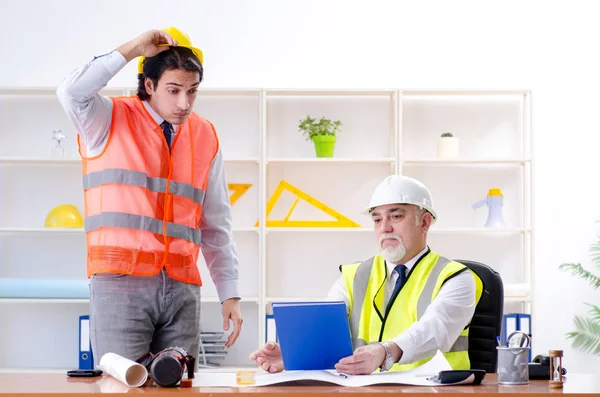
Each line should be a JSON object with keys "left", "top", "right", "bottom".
{"left": 0, "top": 86, "right": 533, "bottom": 370}
{"left": 266, "top": 297, "right": 326, "bottom": 303}
{"left": 265, "top": 227, "right": 371, "bottom": 233}
{"left": 0, "top": 87, "right": 59, "bottom": 95}
{"left": 264, "top": 227, "right": 529, "bottom": 233}
{"left": 0, "top": 157, "right": 260, "bottom": 165}
{"left": 429, "top": 228, "right": 531, "bottom": 234}
{"left": 0, "top": 298, "right": 89, "bottom": 303}
{"left": 504, "top": 283, "right": 531, "bottom": 298}
{"left": 267, "top": 158, "right": 395, "bottom": 164}
{"left": 0, "top": 88, "right": 529, "bottom": 97}
{"left": 124, "top": 87, "right": 260, "bottom": 96}
{"left": 202, "top": 297, "right": 259, "bottom": 303}
{"left": 0, "top": 157, "right": 81, "bottom": 165}
{"left": 402, "top": 89, "right": 529, "bottom": 96}
{"left": 224, "top": 157, "right": 260, "bottom": 163}
{"left": 0, "top": 227, "right": 84, "bottom": 234}
{"left": 197, "top": 88, "right": 260, "bottom": 96}
{"left": 0, "top": 297, "right": 261, "bottom": 304}
{"left": 266, "top": 89, "right": 395, "bottom": 96}
{"left": 0, "top": 227, "right": 258, "bottom": 234}
{"left": 404, "top": 158, "right": 531, "bottom": 165}
{"left": 0, "top": 87, "right": 124, "bottom": 96}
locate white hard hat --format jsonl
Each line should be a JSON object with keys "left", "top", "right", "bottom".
{"left": 362, "top": 175, "right": 437, "bottom": 222}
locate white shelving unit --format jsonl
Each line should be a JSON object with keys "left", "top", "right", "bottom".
{"left": 0, "top": 87, "right": 532, "bottom": 370}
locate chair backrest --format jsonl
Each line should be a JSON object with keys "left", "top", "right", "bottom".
{"left": 455, "top": 259, "right": 504, "bottom": 373}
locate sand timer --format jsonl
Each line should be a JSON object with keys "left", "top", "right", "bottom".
{"left": 549, "top": 350, "right": 563, "bottom": 388}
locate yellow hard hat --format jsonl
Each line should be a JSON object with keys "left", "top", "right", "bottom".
{"left": 137, "top": 26, "right": 204, "bottom": 74}
{"left": 44, "top": 204, "right": 84, "bottom": 228}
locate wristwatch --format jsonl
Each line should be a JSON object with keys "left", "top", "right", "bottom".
{"left": 379, "top": 342, "right": 395, "bottom": 372}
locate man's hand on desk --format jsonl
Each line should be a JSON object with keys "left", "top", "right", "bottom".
{"left": 249, "top": 341, "right": 284, "bottom": 373}
{"left": 334, "top": 341, "right": 402, "bottom": 375}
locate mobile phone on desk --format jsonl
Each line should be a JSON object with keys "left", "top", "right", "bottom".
{"left": 67, "top": 369, "right": 103, "bottom": 377}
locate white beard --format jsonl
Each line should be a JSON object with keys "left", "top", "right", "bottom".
{"left": 378, "top": 233, "right": 406, "bottom": 264}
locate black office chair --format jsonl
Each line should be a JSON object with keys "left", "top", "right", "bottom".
{"left": 455, "top": 259, "right": 504, "bottom": 373}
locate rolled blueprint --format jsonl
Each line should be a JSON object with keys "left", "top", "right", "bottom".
{"left": 98, "top": 352, "right": 148, "bottom": 388}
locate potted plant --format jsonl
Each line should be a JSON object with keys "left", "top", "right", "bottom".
{"left": 298, "top": 115, "right": 342, "bottom": 158}
{"left": 559, "top": 239, "right": 600, "bottom": 355}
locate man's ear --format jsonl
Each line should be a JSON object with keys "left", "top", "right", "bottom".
{"left": 421, "top": 211, "right": 433, "bottom": 233}
{"left": 144, "top": 77, "right": 155, "bottom": 95}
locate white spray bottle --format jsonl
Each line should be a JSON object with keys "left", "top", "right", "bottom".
{"left": 472, "top": 188, "right": 506, "bottom": 228}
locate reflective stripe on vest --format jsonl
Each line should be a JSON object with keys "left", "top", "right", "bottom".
{"left": 349, "top": 259, "right": 373, "bottom": 350}
{"left": 83, "top": 168, "right": 206, "bottom": 205}
{"left": 85, "top": 212, "right": 201, "bottom": 245}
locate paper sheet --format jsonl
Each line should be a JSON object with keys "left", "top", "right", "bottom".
{"left": 97, "top": 352, "right": 148, "bottom": 388}
{"left": 194, "top": 350, "right": 454, "bottom": 387}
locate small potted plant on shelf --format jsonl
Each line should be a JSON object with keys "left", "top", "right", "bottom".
{"left": 298, "top": 115, "right": 342, "bottom": 158}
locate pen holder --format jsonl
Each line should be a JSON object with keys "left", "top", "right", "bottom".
{"left": 497, "top": 346, "right": 530, "bottom": 385}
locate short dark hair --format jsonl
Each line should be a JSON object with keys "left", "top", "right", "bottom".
{"left": 137, "top": 46, "right": 203, "bottom": 101}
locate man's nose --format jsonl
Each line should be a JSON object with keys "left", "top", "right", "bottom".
{"left": 178, "top": 94, "right": 190, "bottom": 110}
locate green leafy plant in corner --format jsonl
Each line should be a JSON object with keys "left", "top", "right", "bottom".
{"left": 298, "top": 115, "right": 342, "bottom": 141}
{"left": 559, "top": 240, "right": 600, "bottom": 356}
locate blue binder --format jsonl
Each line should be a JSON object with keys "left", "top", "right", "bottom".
{"left": 272, "top": 301, "right": 353, "bottom": 370}
{"left": 265, "top": 314, "right": 278, "bottom": 343}
{"left": 502, "top": 313, "right": 532, "bottom": 362}
{"left": 79, "top": 315, "right": 94, "bottom": 370}
{"left": 517, "top": 313, "right": 532, "bottom": 362}
{"left": 501, "top": 313, "right": 518, "bottom": 346}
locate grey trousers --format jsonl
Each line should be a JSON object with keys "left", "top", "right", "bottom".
{"left": 89, "top": 268, "right": 201, "bottom": 369}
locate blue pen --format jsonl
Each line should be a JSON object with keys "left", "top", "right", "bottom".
{"left": 496, "top": 336, "right": 502, "bottom": 347}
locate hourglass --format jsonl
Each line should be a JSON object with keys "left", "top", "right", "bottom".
{"left": 52, "top": 130, "right": 65, "bottom": 158}
{"left": 549, "top": 350, "right": 563, "bottom": 388}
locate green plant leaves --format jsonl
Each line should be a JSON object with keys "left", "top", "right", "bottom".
{"left": 559, "top": 241, "right": 600, "bottom": 356}
{"left": 567, "top": 311, "right": 600, "bottom": 355}
{"left": 298, "top": 115, "right": 342, "bottom": 141}
{"left": 559, "top": 262, "right": 600, "bottom": 290}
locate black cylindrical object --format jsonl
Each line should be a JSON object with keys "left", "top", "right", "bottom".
{"left": 150, "top": 353, "right": 184, "bottom": 387}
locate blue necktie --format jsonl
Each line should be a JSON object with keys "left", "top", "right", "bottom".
{"left": 387, "top": 264, "right": 407, "bottom": 312}
{"left": 161, "top": 120, "right": 173, "bottom": 150}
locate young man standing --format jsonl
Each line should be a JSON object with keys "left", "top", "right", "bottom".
{"left": 57, "top": 27, "right": 242, "bottom": 366}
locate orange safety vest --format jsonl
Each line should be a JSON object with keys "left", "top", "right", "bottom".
{"left": 78, "top": 96, "right": 219, "bottom": 285}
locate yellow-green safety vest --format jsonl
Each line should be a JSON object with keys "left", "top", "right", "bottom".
{"left": 341, "top": 249, "right": 483, "bottom": 372}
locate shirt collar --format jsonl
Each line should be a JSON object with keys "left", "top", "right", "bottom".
{"left": 143, "top": 100, "right": 179, "bottom": 133}
{"left": 386, "top": 246, "right": 429, "bottom": 277}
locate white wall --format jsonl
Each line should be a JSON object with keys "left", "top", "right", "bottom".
{"left": 2, "top": 0, "right": 600, "bottom": 372}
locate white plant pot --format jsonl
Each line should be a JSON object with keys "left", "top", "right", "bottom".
{"left": 437, "top": 136, "right": 459, "bottom": 158}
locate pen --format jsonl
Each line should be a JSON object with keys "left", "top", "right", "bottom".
{"left": 496, "top": 336, "right": 502, "bottom": 347}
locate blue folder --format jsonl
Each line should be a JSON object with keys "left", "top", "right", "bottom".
{"left": 79, "top": 315, "right": 94, "bottom": 369}
{"left": 272, "top": 301, "right": 353, "bottom": 370}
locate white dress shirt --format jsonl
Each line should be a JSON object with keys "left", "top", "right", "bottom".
{"left": 327, "top": 247, "right": 476, "bottom": 365}
{"left": 56, "top": 51, "right": 240, "bottom": 303}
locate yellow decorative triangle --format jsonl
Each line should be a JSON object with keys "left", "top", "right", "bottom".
{"left": 256, "top": 180, "right": 360, "bottom": 228}
{"left": 228, "top": 184, "right": 252, "bottom": 205}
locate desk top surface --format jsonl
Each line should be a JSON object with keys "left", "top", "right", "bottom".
{"left": 0, "top": 373, "right": 598, "bottom": 396}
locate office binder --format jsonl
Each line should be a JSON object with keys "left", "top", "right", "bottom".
{"left": 517, "top": 313, "right": 532, "bottom": 362}
{"left": 502, "top": 313, "right": 532, "bottom": 362}
{"left": 265, "top": 314, "right": 278, "bottom": 343}
{"left": 79, "top": 315, "right": 94, "bottom": 370}
{"left": 272, "top": 301, "right": 353, "bottom": 370}
{"left": 502, "top": 313, "right": 518, "bottom": 345}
